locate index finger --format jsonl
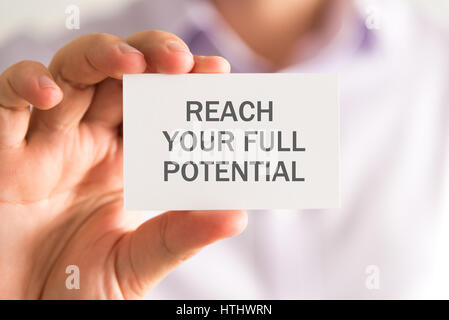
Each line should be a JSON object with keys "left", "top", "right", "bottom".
{"left": 29, "top": 33, "right": 146, "bottom": 133}
{"left": 50, "top": 33, "right": 146, "bottom": 86}
{"left": 126, "top": 30, "right": 195, "bottom": 74}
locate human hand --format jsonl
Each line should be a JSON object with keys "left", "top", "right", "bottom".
{"left": 0, "top": 31, "right": 247, "bottom": 299}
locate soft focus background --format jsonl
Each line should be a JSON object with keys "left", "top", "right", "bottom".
{"left": 0, "top": 0, "right": 449, "bottom": 43}
{"left": 1, "top": 0, "right": 449, "bottom": 300}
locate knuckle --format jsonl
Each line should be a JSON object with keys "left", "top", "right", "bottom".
{"left": 158, "top": 213, "right": 194, "bottom": 262}
{"left": 147, "top": 29, "right": 176, "bottom": 38}
{"left": 1, "top": 60, "right": 46, "bottom": 81}
{"left": 130, "top": 29, "right": 182, "bottom": 43}
{"left": 11, "top": 60, "right": 45, "bottom": 72}
{"left": 159, "top": 213, "right": 178, "bottom": 258}
{"left": 88, "top": 32, "right": 120, "bottom": 44}
{"left": 69, "top": 33, "right": 120, "bottom": 52}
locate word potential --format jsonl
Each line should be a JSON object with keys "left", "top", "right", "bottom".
{"left": 162, "top": 100, "right": 306, "bottom": 182}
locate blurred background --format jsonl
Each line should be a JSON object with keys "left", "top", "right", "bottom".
{"left": 1, "top": 0, "right": 449, "bottom": 43}
{"left": 1, "top": 0, "right": 449, "bottom": 300}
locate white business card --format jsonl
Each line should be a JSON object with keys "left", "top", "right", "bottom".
{"left": 123, "top": 73, "right": 339, "bottom": 210}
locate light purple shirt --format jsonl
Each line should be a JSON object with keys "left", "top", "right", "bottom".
{"left": 1, "top": 0, "right": 449, "bottom": 299}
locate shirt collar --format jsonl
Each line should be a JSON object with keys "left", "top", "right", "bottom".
{"left": 177, "top": 0, "right": 376, "bottom": 73}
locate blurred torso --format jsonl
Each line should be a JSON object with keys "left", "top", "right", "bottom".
{"left": 1, "top": 0, "right": 448, "bottom": 299}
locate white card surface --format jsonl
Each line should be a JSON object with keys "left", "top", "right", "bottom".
{"left": 123, "top": 73, "right": 339, "bottom": 210}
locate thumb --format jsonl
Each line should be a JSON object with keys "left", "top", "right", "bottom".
{"left": 113, "top": 210, "right": 247, "bottom": 299}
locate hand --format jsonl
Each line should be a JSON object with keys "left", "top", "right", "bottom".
{"left": 0, "top": 31, "right": 247, "bottom": 299}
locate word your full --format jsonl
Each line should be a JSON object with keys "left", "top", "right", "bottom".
{"left": 162, "top": 130, "right": 306, "bottom": 152}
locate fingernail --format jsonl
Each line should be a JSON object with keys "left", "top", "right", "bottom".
{"left": 39, "top": 75, "right": 59, "bottom": 89}
{"left": 118, "top": 42, "right": 143, "bottom": 55}
{"left": 166, "top": 40, "right": 190, "bottom": 53}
